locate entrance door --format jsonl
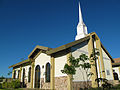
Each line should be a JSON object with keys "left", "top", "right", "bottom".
{"left": 35, "top": 65, "right": 40, "bottom": 88}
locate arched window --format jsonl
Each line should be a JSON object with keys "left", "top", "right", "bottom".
{"left": 13, "top": 70, "right": 16, "bottom": 79}
{"left": 45, "top": 62, "right": 50, "bottom": 82}
{"left": 35, "top": 65, "right": 40, "bottom": 88}
{"left": 17, "top": 70, "right": 20, "bottom": 79}
{"left": 113, "top": 70, "right": 119, "bottom": 80}
{"left": 28, "top": 67, "right": 31, "bottom": 82}
{"left": 22, "top": 68, "right": 26, "bottom": 87}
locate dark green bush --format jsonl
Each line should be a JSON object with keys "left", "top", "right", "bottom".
{"left": 0, "top": 76, "right": 5, "bottom": 83}
{"left": 0, "top": 83, "right": 2, "bottom": 89}
{"left": 2, "top": 82, "right": 8, "bottom": 88}
{"left": 0, "top": 79, "right": 3, "bottom": 82}
{"left": 0, "top": 76, "right": 5, "bottom": 79}
{"left": 2, "top": 79, "right": 21, "bottom": 89}
{"left": 10, "top": 79, "right": 21, "bottom": 88}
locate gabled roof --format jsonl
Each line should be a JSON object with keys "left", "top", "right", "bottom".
{"left": 46, "top": 32, "right": 114, "bottom": 62}
{"left": 28, "top": 45, "right": 52, "bottom": 59}
{"left": 9, "top": 59, "right": 30, "bottom": 68}
{"left": 9, "top": 32, "right": 114, "bottom": 68}
{"left": 101, "top": 44, "right": 114, "bottom": 62}
{"left": 46, "top": 35, "right": 90, "bottom": 55}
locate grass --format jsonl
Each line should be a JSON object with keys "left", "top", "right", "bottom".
{"left": 0, "top": 89, "right": 23, "bottom": 90}
{"left": 88, "top": 84, "right": 120, "bottom": 90}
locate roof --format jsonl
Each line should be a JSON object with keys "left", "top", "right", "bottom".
{"left": 9, "top": 59, "right": 30, "bottom": 68}
{"left": 9, "top": 32, "right": 114, "bottom": 68}
{"left": 112, "top": 58, "right": 120, "bottom": 67}
{"left": 46, "top": 34, "right": 90, "bottom": 55}
{"left": 28, "top": 45, "right": 52, "bottom": 58}
{"left": 101, "top": 44, "right": 114, "bottom": 62}
{"left": 112, "top": 62, "right": 120, "bottom": 67}
{"left": 114, "top": 58, "right": 120, "bottom": 63}
{"left": 46, "top": 32, "right": 114, "bottom": 62}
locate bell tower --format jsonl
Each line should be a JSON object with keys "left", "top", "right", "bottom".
{"left": 75, "top": 2, "right": 88, "bottom": 40}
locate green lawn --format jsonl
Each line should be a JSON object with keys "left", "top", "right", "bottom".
{"left": 0, "top": 89, "right": 23, "bottom": 90}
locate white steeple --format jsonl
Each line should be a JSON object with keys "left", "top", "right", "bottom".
{"left": 75, "top": 2, "right": 88, "bottom": 40}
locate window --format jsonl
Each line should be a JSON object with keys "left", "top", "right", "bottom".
{"left": 13, "top": 70, "right": 16, "bottom": 79}
{"left": 22, "top": 68, "right": 26, "bottom": 87}
{"left": 106, "top": 70, "right": 110, "bottom": 75}
{"left": 28, "top": 67, "right": 31, "bottom": 82}
{"left": 113, "top": 70, "right": 119, "bottom": 80}
{"left": 45, "top": 62, "right": 50, "bottom": 82}
{"left": 35, "top": 65, "right": 40, "bottom": 88}
{"left": 17, "top": 70, "right": 20, "bottom": 79}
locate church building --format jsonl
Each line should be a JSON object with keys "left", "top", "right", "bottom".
{"left": 112, "top": 58, "right": 120, "bottom": 80}
{"left": 9, "top": 2, "right": 114, "bottom": 90}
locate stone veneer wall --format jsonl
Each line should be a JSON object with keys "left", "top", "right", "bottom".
{"left": 73, "top": 81, "right": 92, "bottom": 89}
{"left": 108, "top": 80, "right": 120, "bottom": 86}
{"left": 41, "top": 78, "right": 50, "bottom": 89}
{"left": 55, "top": 76, "right": 68, "bottom": 90}
{"left": 26, "top": 82, "right": 31, "bottom": 88}
{"left": 40, "top": 76, "right": 67, "bottom": 90}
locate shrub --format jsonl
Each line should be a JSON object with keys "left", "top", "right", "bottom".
{"left": 2, "top": 79, "right": 21, "bottom": 89}
{"left": 0, "top": 83, "right": 2, "bottom": 89}
{"left": 10, "top": 79, "right": 21, "bottom": 88}
{"left": 0, "top": 76, "right": 5, "bottom": 83}
{"left": 0, "top": 79, "right": 3, "bottom": 82}
{"left": 0, "top": 76, "right": 5, "bottom": 79}
{"left": 2, "top": 82, "right": 8, "bottom": 88}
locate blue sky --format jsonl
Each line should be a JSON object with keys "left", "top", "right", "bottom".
{"left": 0, "top": 0, "right": 120, "bottom": 77}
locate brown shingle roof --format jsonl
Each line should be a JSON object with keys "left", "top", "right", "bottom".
{"left": 112, "top": 58, "right": 120, "bottom": 67}
{"left": 114, "top": 58, "right": 120, "bottom": 63}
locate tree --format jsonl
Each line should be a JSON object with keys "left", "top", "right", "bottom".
{"left": 8, "top": 71, "right": 12, "bottom": 76}
{"left": 61, "top": 48, "right": 100, "bottom": 89}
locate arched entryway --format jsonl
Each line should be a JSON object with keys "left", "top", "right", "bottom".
{"left": 34, "top": 65, "right": 41, "bottom": 88}
{"left": 113, "top": 70, "right": 119, "bottom": 80}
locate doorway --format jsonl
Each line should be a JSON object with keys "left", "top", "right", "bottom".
{"left": 34, "top": 65, "right": 41, "bottom": 88}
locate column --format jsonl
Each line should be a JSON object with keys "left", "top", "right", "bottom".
{"left": 96, "top": 39, "right": 106, "bottom": 79}
{"left": 50, "top": 56, "right": 55, "bottom": 89}
{"left": 67, "top": 52, "right": 73, "bottom": 90}
{"left": 88, "top": 35, "right": 98, "bottom": 87}
{"left": 19, "top": 67, "right": 22, "bottom": 81}
{"left": 31, "top": 61, "right": 35, "bottom": 88}
{"left": 12, "top": 69, "right": 15, "bottom": 79}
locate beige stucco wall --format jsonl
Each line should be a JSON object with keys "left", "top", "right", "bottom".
{"left": 33, "top": 52, "right": 51, "bottom": 88}
{"left": 102, "top": 48, "right": 114, "bottom": 80}
{"left": 13, "top": 68, "right": 20, "bottom": 79}
{"left": 55, "top": 54, "right": 67, "bottom": 77}
{"left": 71, "top": 41, "right": 90, "bottom": 81}
{"left": 13, "top": 65, "right": 31, "bottom": 83}
{"left": 21, "top": 65, "right": 31, "bottom": 82}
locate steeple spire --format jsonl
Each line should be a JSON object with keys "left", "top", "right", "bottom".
{"left": 75, "top": 1, "right": 88, "bottom": 40}
{"left": 79, "top": 2, "right": 83, "bottom": 24}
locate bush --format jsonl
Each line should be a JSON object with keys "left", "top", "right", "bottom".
{"left": 2, "top": 79, "right": 21, "bottom": 89}
{"left": 0, "top": 76, "right": 5, "bottom": 79}
{"left": 0, "top": 76, "right": 5, "bottom": 83}
{"left": 0, "top": 83, "right": 2, "bottom": 89}
{"left": 0, "top": 79, "right": 3, "bottom": 82}
{"left": 10, "top": 79, "right": 21, "bottom": 88}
